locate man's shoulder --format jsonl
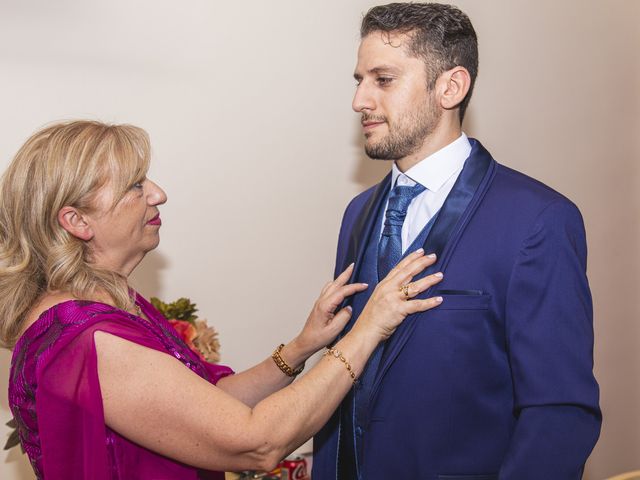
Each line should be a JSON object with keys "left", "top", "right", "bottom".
{"left": 491, "top": 162, "right": 579, "bottom": 214}
{"left": 345, "top": 183, "right": 379, "bottom": 212}
{"left": 470, "top": 138, "right": 584, "bottom": 230}
{"left": 337, "top": 181, "right": 386, "bottom": 243}
{"left": 469, "top": 138, "right": 577, "bottom": 211}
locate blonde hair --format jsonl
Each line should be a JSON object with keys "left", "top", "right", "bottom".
{"left": 0, "top": 120, "right": 151, "bottom": 348}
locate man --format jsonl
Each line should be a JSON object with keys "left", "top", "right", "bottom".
{"left": 313, "top": 3, "right": 601, "bottom": 479}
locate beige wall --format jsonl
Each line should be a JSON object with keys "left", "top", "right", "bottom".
{"left": 0, "top": 1, "right": 637, "bottom": 478}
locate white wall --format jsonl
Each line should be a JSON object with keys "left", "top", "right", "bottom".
{"left": 0, "top": 1, "right": 637, "bottom": 478}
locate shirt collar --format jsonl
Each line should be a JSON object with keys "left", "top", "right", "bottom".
{"left": 391, "top": 133, "right": 472, "bottom": 192}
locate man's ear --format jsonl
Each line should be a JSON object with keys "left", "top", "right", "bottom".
{"left": 58, "top": 206, "right": 94, "bottom": 241}
{"left": 438, "top": 66, "right": 471, "bottom": 112}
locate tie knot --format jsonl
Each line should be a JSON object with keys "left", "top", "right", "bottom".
{"left": 387, "top": 182, "right": 426, "bottom": 215}
{"left": 381, "top": 182, "right": 426, "bottom": 235}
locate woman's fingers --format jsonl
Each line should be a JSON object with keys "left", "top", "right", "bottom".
{"left": 403, "top": 272, "right": 444, "bottom": 299}
{"left": 404, "top": 296, "right": 444, "bottom": 315}
{"left": 335, "top": 263, "right": 355, "bottom": 286}
{"left": 399, "top": 272, "right": 444, "bottom": 314}
{"left": 323, "top": 283, "right": 368, "bottom": 314}
{"left": 386, "top": 250, "right": 437, "bottom": 285}
{"left": 385, "top": 248, "right": 426, "bottom": 281}
{"left": 336, "top": 282, "right": 369, "bottom": 301}
{"left": 330, "top": 306, "right": 354, "bottom": 331}
{"left": 319, "top": 280, "right": 334, "bottom": 296}
{"left": 323, "top": 263, "right": 355, "bottom": 296}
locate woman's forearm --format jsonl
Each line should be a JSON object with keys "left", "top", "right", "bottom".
{"left": 243, "top": 324, "right": 380, "bottom": 469}
{"left": 216, "top": 337, "right": 313, "bottom": 407}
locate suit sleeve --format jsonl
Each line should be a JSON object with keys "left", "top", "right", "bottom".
{"left": 500, "top": 200, "right": 601, "bottom": 479}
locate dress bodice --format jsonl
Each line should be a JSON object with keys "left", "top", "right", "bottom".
{"left": 9, "top": 294, "right": 233, "bottom": 480}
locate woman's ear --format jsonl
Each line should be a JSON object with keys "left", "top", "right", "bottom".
{"left": 439, "top": 66, "right": 471, "bottom": 112}
{"left": 58, "top": 206, "right": 94, "bottom": 241}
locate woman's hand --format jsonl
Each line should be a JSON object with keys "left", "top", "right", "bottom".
{"left": 291, "top": 264, "right": 368, "bottom": 358}
{"left": 353, "top": 249, "right": 443, "bottom": 342}
{"left": 216, "top": 265, "right": 366, "bottom": 406}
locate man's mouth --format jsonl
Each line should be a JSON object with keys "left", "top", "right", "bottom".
{"left": 362, "top": 119, "right": 386, "bottom": 132}
{"left": 360, "top": 115, "right": 387, "bottom": 133}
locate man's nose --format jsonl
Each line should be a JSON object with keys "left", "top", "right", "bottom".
{"left": 352, "top": 83, "right": 375, "bottom": 113}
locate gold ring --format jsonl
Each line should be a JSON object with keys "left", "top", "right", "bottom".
{"left": 400, "top": 284, "right": 410, "bottom": 299}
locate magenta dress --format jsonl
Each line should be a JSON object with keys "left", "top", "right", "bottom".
{"left": 8, "top": 293, "right": 234, "bottom": 479}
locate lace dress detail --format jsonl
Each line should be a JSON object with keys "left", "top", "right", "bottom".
{"left": 8, "top": 294, "right": 233, "bottom": 480}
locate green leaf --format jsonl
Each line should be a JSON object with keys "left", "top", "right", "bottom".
{"left": 150, "top": 297, "right": 198, "bottom": 324}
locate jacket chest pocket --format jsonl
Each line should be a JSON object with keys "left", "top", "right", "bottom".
{"left": 432, "top": 290, "right": 491, "bottom": 310}
{"left": 438, "top": 475, "right": 498, "bottom": 480}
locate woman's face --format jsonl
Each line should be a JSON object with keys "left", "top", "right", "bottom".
{"left": 85, "top": 176, "right": 167, "bottom": 276}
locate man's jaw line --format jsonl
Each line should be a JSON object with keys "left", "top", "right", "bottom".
{"left": 395, "top": 126, "right": 462, "bottom": 172}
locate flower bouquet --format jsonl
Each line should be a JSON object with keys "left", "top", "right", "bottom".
{"left": 150, "top": 296, "right": 221, "bottom": 363}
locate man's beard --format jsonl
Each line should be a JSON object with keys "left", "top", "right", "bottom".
{"left": 364, "top": 97, "right": 440, "bottom": 161}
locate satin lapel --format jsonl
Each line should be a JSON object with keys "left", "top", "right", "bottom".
{"left": 370, "top": 140, "right": 496, "bottom": 399}
{"left": 340, "top": 173, "right": 392, "bottom": 282}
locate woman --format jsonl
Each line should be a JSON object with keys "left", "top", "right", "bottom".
{"left": 1, "top": 121, "right": 443, "bottom": 479}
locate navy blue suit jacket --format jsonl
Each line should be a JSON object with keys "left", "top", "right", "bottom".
{"left": 313, "top": 140, "right": 601, "bottom": 480}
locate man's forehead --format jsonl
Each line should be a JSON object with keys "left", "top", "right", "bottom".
{"left": 360, "top": 30, "right": 413, "bottom": 52}
{"left": 355, "top": 31, "right": 419, "bottom": 73}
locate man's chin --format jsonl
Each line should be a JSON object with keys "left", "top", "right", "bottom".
{"left": 364, "top": 143, "right": 396, "bottom": 160}
{"left": 364, "top": 137, "right": 385, "bottom": 159}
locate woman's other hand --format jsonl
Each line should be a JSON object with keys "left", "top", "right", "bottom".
{"left": 216, "top": 265, "right": 367, "bottom": 407}
{"left": 292, "top": 264, "right": 367, "bottom": 358}
{"left": 353, "top": 249, "right": 443, "bottom": 342}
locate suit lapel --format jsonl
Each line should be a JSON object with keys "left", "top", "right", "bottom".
{"left": 341, "top": 173, "right": 392, "bottom": 283}
{"left": 370, "top": 140, "right": 497, "bottom": 400}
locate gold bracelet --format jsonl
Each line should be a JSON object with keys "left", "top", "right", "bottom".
{"left": 271, "top": 344, "right": 305, "bottom": 377}
{"left": 324, "top": 347, "right": 357, "bottom": 383}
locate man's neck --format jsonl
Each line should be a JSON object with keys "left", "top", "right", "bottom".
{"left": 396, "top": 122, "right": 462, "bottom": 173}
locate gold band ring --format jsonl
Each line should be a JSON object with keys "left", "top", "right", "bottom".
{"left": 400, "top": 284, "right": 410, "bottom": 299}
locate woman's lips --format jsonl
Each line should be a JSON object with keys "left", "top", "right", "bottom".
{"left": 147, "top": 214, "right": 161, "bottom": 226}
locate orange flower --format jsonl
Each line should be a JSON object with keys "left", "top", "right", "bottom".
{"left": 168, "top": 319, "right": 198, "bottom": 351}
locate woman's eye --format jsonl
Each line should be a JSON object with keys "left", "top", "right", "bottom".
{"left": 131, "top": 180, "right": 144, "bottom": 190}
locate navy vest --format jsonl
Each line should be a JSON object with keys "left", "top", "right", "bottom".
{"left": 338, "top": 196, "right": 439, "bottom": 480}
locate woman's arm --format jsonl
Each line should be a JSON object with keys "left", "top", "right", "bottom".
{"left": 216, "top": 263, "right": 365, "bottom": 406}
{"left": 95, "top": 250, "right": 442, "bottom": 472}
{"left": 212, "top": 336, "right": 321, "bottom": 408}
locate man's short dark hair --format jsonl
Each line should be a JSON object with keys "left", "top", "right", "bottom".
{"left": 361, "top": 2, "right": 478, "bottom": 122}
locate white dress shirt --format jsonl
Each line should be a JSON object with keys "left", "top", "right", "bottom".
{"left": 381, "top": 133, "right": 472, "bottom": 252}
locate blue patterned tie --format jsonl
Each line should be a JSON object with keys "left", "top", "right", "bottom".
{"left": 378, "top": 182, "right": 426, "bottom": 280}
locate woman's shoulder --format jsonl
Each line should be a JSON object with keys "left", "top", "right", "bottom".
{"left": 20, "top": 291, "right": 123, "bottom": 337}
{"left": 14, "top": 298, "right": 153, "bottom": 377}
{"left": 9, "top": 299, "right": 147, "bottom": 419}
{"left": 19, "top": 298, "right": 131, "bottom": 345}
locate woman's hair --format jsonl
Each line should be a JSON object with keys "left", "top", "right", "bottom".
{"left": 0, "top": 120, "right": 151, "bottom": 348}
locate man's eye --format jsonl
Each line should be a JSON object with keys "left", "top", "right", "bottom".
{"left": 377, "top": 77, "right": 393, "bottom": 86}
